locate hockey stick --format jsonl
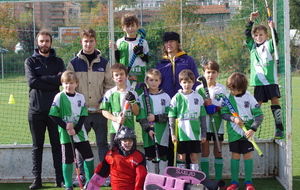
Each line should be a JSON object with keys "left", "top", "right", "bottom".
{"left": 137, "top": 82, "right": 160, "bottom": 163}
{"left": 197, "top": 76, "right": 221, "bottom": 153}
{"left": 70, "top": 136, "right": 84, "bottom": 190}
{"left": 264, "top": 0, "right": 279, "bottom": 64}
{"left": 216, "top": 94, "right": 263, "bottom": 157}
{"left": 127, "top": 28, "right": 146, "bottom": 74}
{"left": 118, "top": 76, "right": 138, "bottom": 130}
{"left": 173, "top": 119, "right": 178, "bottom": 167}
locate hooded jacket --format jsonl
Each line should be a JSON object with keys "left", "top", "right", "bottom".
{"left": 25, "top": 49, "right": 66, "bottom": 114}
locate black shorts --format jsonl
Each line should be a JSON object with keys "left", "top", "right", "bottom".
{"left": 206, "top": 132, "right": 224, "bottom": 141}
{"left": 229, "top": 138, "right": 253, "bottom": 154}
{"left": 62, "top": 141, "right": 94, "bottom": 164}
{"left": 144, "top": 144, "right": 168, "bottom": 159}
{"left": 178, "top": 141, "right": 201, "bottom": 154}
{"left": 254, "top": 84, "right": 281, "bottom": 102}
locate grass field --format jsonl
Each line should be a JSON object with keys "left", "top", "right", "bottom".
{"left": 0, "top": 76, "right": 299, "bottom": 189}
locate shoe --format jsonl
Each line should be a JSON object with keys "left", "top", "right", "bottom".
{"left": 65, "top": 187, "right": 73, "bottom": 190}
{"left": 103, "top": 175, "right": 111, "bottom": 187}
{"left": 29, "top": 177, "right": 42, "bottom": 189}
{"left": 72, "top": 174, "right": 86, "bottom": 187}
{"left": 218, "top": 179, "right": 227, "bottom": 189}
{"left": 55, "top": 181, "right": 64, "bottom": 187}
{"left": 226, "top": 182, "right": 238, "bottom": 190}
{"left": 275, "top": 130, "right": 283, "bottom": 139}
{"left": 245, "top": 181, "right": 255, "bottom": 190}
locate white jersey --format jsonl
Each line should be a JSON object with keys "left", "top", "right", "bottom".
{"left": 196, "top": 82, "right": 226, "bottom": 133}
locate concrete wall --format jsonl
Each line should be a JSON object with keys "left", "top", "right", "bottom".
{"left": 0, "top": 140, "right": 276, "bottom": 183}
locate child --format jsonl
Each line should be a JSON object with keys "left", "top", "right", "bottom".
{"left": 137, "top": 68, "right": 171, "bottom": 174}
{"left": 100, "top": 63, "right": 140, "bottom": 149}
{"left": 196, "top": 61, "right": 227, "bottom": 189}
{"left": 86, "top": 126, "right": 147, "bottom": 190}
{"left": 245, "top": 11, "right": 283, "bottom": 138}
{"left": 169, "top": 69, "right": 207, "bottom": 171}
{"left": 221, "top": 72, "right": 263, "bottom": 190}
{"left": 110, "top": 13, "right": 150, "bottom": 95}
{"left": 49, "top": 70, "right": 94, "bottom": 190}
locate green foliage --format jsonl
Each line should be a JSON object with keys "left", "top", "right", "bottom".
{"left": 290, "top": 0, "right": 300, "bottom": 30}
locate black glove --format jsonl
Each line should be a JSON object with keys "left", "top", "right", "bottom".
{"left": 133, "top": 45, "right": 144, "bottom": 56}
{"left": 125, "top": 91, "right": 136, "bottom": 103}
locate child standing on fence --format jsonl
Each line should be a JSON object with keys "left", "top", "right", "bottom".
{"left": 169, "top": 69, "right": 207, "bottom": 171}
{"left": 100, "top": 63, "right": 140, "bottom": 149}
{"left": 49, "top": 70, "right": 94, "bottom": 190}
{"left": 137, "top": 68, "right": 171, "bottom": 174}
{"left": 196, "top": 61, "right": 227, "bottom": 189}
{"left": 245, "top": 11, "right": 283, "bottom": 139}
{"left": 110, "top": 13, "right": 150, "bottom": 95}
{"left": 221, "top": 72, "right": 263, "bottom": 190}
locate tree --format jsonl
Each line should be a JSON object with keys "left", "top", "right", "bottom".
{"left": 0, "top": 3, "right": 17, "bottom": 49}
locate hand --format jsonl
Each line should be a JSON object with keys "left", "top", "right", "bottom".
{"left": 115, "top": 115, "right": 125, "bottom": 125}
{"left": 250, "top": 11, "right": 259, "bottom": 22}
{"left": 268, "top": 20, "right": 275, "bottom": 28}
{"left": 233, "top": 117, "right": 244, "bottom": 127}
{"left": 205, "top": 105, "right": 217, "bottom": 114}
{"left": 204, "top": 98, "right": 212, "bottom": 106}
{"left": 125, "top": 91, "right": 136, "bottom": 102}
{"left": 147, "top": 114, "right": 155, "bottom": 122}
{"left": 148, "top": 130, "right": 156, "bottom": 140}
{"left": 109, "top": 40, "right": 118, "bottom": 51}
{"left": 201, "top": 137, "right": 206, "bottom": 143}
{"left": 133, "top": 45, "right": 143, "bottom": 56}
{"left": 171, "top": 134, "right": 178, "bottom": 144}
{"left": 245, "top": 129, "right": 255, "bottom": 139}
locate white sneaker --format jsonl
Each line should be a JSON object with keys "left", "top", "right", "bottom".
{"left": 72, "top": 174, "right": 86, "bottom": 187}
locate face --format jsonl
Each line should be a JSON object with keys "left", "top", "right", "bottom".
{"left": 37, "top": 35, "right": 52, "bottom": 55}
{"left": 180, "top": 79, "right": 194, "bottom": 93}
{"left": 122, "top": 23, "right": 138, "bottom": 38}
{"left": 146, "top": 74, "right": 161, "bottom": 91}
{"left": 81, "top": 37, "right": 96, "bottom": 54}
{"left": 120, "top": 139, "right": 133, "bottom": 151}
{"left": 62, "top": 80, "right": 78, "bottom": 94}
{"left": 203, "top": 69, "right": 219, "bottom": 84}
{"left": 253, "top": 29, "right": 268, "bottom": 45}
{"left": 112, "top": 69, "right": 127, "bottom": 85}
{"left": 164, "top": 40, "right": 179, "bottom": 55}
{"left": 228, "top": 88, "right": 243, "bottom": 96}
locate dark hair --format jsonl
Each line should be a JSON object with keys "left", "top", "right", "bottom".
{"left": 202, "top": 60, "right": 220, "bottom": 72}
{"left": 111, "top": 63, "right": 128, "bottom": 76}
{"left": 121, "top": 13, "right": 139, "bottom": 27}
{"left": 252, "top": 25, "right": 268, "bottom": 35}
{"left": 80, "top": 28, "right": 96, "bottom": 39}
{"left": 179, "top": 69, "right": 195, "bottom": 83}
{"left": 145, "top": 68, "right": 161, "bottom": 80}
{"left": 61, "top": 70, "right": 79, "bottom": 83}
{"left": 36, "top": 31, "right": 52, "bottom": 43}
{"left": 226, "top": 72, "right": 248, "bottom": 92}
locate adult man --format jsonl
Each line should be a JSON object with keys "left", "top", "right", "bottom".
{"left": 25, "top": 31, "right": 65, "bottom": 189}
{"left": 156, "top": 31, "right": 199, "bottom": 167}
{"left": 67, "top": 28, "right": 115, "bottom": 186}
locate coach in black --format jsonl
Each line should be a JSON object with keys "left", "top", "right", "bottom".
{"left": 25, "top": 31, "right": 65, "bottom": 189}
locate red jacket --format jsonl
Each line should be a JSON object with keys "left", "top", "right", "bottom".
{"left": 95, "top": 147, "right": 147, "bottom": 190}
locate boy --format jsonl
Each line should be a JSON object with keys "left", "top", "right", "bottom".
{"left": 169, "top": 69, "right": 207, "bottom": 171}
{"left": 196, "top": 61, "right": 227, "bottom": 189}
{"left": 86, "top": 126, "right": 147, "bottom": 190}
{"left": 221, "top": 72, "right": 263, "bottom": 190}
{"left": 100, "top": 63, "right": 140, "bottom": 149}
{"left": 49, "top": 70, "right": 94, "bottom": 190}
{"left": 137, "top": 68, "right": 171, "bottom": 174}
{"left": 110, "top": 13, "right": 150, "bottom": 95}
{"left": 245, "top": 11, "right": 283, "bottom": 138}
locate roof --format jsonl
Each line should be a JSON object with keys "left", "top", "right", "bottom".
{"left": 194, "top": 4, "right": 231, "bottom": 15}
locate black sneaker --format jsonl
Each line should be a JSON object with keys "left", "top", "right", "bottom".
{"left": 275, "top": 130, "right": 283, "bottom": 139}
{"left": 29, "top": 177, "right": 42, "bottom": 189}
{"left": 218, "top": 179, "right": 227, "bottom": 189}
